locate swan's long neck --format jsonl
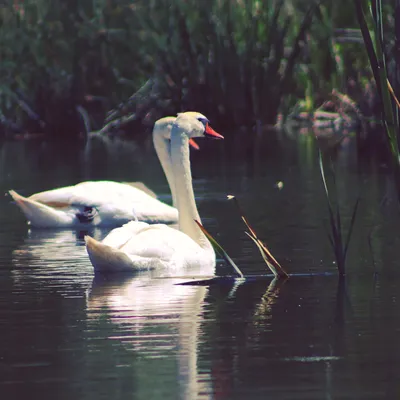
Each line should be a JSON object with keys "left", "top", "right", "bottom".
{"left": 171, "top": 130, "right": 210, "bottom": 249}
{"left": 153, "top": 125, "right": 177, "bottom": 208}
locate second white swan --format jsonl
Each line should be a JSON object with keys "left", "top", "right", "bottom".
{"left": 85, "top": 111, "right": 223, "bottom": 274}
{"left": 8, "top": 116, "right": 196, "bottom": 228}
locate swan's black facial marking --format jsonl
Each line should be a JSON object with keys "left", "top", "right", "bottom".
{"left": 197, "top": 117, "right": 209, "bottom": 128}
{"left": 76, "top": 206, "right": 98, "bottom": 223}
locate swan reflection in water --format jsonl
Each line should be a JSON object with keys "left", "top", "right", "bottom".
{"left": 9, "top": 227, "right": 286, "bottom": 398}
{"left": 86, "top": 274, "right": 285, "bottom": 399}
{"left": 87, "top": 272, "right": 212, "bottom": 399}
{"left": 11, "top": 228, "right": 106, "bottom": 286}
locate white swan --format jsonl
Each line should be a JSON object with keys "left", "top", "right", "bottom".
{"left": 85, "top": 111, "right": 223, "bottom": 274}
{"left": 8, "top": 116, "right": 197, "bottom": 228}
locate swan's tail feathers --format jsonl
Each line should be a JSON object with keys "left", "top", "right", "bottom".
{"left": 85, "top": 235, "right": 166, "bottom": 273}
{"left": 85, "top": 235, "right": 136, "bottom": 273}
{"left": 9, "top": 190, "right": 70, "bottom": 228}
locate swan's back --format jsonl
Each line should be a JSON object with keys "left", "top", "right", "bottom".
{"left": 86, "top": 221, "right": 215, "bottom": 275}
{"left": 12, "top": 181, "right": 178, "bottom": 227}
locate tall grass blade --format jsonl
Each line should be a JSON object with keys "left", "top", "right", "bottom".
{"left": 354, "top": 0, "right": 380, "bottom": 92}
{"left": 227, "top": 195, "right": 289, "bottom": 278}
{"left": 194, "top": 220, "right": 244, "bottom": 278}
{"left": 387, "top": 79, "right": 400, "bottom": 109}
{"left": 335, "top": 206, "right": 343, "bottom": 251}
{"left": 343, "top": 197, "right": 360, "bottom": 261}
{"left": 281, "top": 3, "right": 319, "bottom": 94}
{"left": 227, "top": 195, "right": 258, "bottom": 238}
{"left": 318, "top": 149, "right": 345, "bottom": 275}
{"left": 355, "top": 0, "right": 400, "bottom": 202}
{"left": 318, "top": 141, "right": 360, "bottom": 275}
{"left": 244, "top": 232, "right": 289, "bottom": 279}
{"left": 319, "top": 151, "right": 341, "bottom": 247}
{"left": 367, "top": 227, "right": 377, "bottom": 272}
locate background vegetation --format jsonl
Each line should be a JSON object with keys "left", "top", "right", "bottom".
{"left": 0, "top": 0, "right": 397, "bottom": 144}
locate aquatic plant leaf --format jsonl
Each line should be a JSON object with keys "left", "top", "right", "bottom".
{"left": 343, "top": 197, "right": 360, "bottom": 261}
{"left": 227, "top": 195, "right": 258, "bottom": 238}
{"left": 227, "top": 195, "right": 288, "bottom": 278}
{"left": 367, "top": 226, "right": 378, "bottom": 271}
{"left": 282, "top": 2, "right": 319, "bottom": 93}
{"left": 244, "top": 232, "right": 288, "bottom": 278}
{"left": 354, "top": 0, "right": 380, "bottom": 91}
{"left": 318, "top": 149, "right": 346, "bottom": 275}
{"left": 194, "top": 220, "right": 244, "bottom": 278}
{"left": 354, "top": 1, "right": 398, "bottom": 149}
{"left": 335, "top": 206, "right": 343, "bottom": 252}
{"left": 355, "top": 0, "right": 400, "bottom": 203}
{"left": 323, "top": 222, "right": 335, "bottom": 250}
{"left": 319, "top": 151, "right": 340, "bottom": 243}
{"left": 249, "top": 234, "right": 288, "bottom": 278}
{"left": 387, "top": 79, "right": 400, "bottom": 110}
{"left": 319, "top": 141, "right": 360, "bottom": 274}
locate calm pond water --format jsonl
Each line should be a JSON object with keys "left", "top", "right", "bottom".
{"left": 1, "top": 131, "right": 400, "bottom": 399}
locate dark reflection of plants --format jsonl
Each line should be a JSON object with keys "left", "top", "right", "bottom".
{"left": 201, "top": 277, "right": 353, "bottom": 398}
{"left": 201, "top": 278, "right": 286, "bottom": 397}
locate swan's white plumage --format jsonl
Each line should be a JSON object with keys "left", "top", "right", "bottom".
{"left": 9, "top": 116, "right": 180, "bottom": 228}
{"left": 85, "top": 112, "right": 221, "bottom": 275}
{"left": 9, "top": 181, "right": 177, "bottom": 228}
{"left": 85, "top": 221, "right": 214, "bottom": 273}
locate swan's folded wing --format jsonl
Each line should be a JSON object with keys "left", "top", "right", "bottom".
{"left": 28, "top": 182, "right": 121, "bottom": 207}
{"left": 101, "top": 221, "right": 150, "bottom": 249}
{"left": 121, "top": 182, "right": 157, "bottom": 199}
{"left": 29, "top": 181, "right": 177, "bottom": 223}
{"left": 29, "top": 185, "right": 80, "bottom": 208}
{"left": 29, "top": 181, "right": 151, "bottom": 208}
{"left": 118, "top": 224, "right": 201, "bottom": 264}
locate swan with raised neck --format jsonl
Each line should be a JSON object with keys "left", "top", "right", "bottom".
{"left": 8, "top": 116, "right": 193, "bottom": 228}
{"left": 85, "top": 111, "right": 224, "bottom": 274}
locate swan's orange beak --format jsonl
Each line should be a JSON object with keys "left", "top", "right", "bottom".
{"left": 189, "top": 138, "right": 200, "bottom": 150}
{"left": 205, "top": 123, "right": 224, "bottom": 139}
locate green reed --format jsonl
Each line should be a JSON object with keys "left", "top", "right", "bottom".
{"left": 0, "top": 0, "right": 147, "bottom": 137}
{"left": 227, "top": 195, "right": 289, "bottom": 279}
{"left": 354, "top": 0, "right": 400, "bottom": 202}
{"left": 318, "top": 147, "right": 360, "bottom": 277}
{"left": 118, "top": 0, "right": 320, "bottom": 129}
{"left": 195, "top": 220, "right": 244, "bottom": 278}
{"left": 2, "top": 0, "right": 395, "bottom": 139}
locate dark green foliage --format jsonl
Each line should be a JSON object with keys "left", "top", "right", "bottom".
{"left": 1, "top": 0, "right": 321, "bottom": 136}
{"left": 114, "top": 0, "right": 320, "bottom": 129}
{"left": 0, "top": 0, "right": 148, "bottom": 138}
{"left": 0, "top": 0, "right": 396, "bottom": 139}
{"left": 354, "top": 0, "right": 400, "bottom": 202}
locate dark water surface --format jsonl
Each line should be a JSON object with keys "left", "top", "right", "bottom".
{"left": 1, "top": 132, "right": 400, "bottom": 399}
